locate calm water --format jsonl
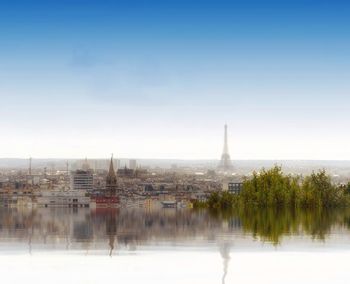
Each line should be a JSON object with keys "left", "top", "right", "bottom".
{"left": 1, "top": 207, "right": 350, "bottom": 283}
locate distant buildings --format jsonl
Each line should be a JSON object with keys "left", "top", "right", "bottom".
{"left": 129, "top": 159, "right": 137, "bottom": 170}
{"left": 222, "top": 181, "right": 243, "bottom": 194}
{"left": 117, "top": 166, "right": 135, "bottom": 178}
{"left": 0, "top": 150, "right": 244, "bottom": 208}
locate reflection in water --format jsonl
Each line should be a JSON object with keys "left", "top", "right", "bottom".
{"left": 219, "top": 242, "right": 230, "bottom": 284}
{"left": 247, "top": 207, "right": 350, "bottom": 243}
{"left": 106, "top": 209, "right": 117, "bottom": 256}
{"left": 1, "top": 207, "right": 350, "bottom": 252}
{"left": 1, "top": 207, "right": 350, "bottom": 284}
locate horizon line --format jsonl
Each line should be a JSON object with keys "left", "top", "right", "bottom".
{"left": 2, "top": 157, "right": 350, "bottom": 162}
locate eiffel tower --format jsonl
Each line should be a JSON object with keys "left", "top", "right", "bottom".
{"left": 218, "top": 124, "right": 233, "bottom": 171}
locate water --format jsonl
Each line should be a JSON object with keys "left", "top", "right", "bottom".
{"left": 1, "top": 207, "right": 350, "bottom": 283}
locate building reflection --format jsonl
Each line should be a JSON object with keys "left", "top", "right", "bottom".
{"left": 0, "top": 208, "right": 238, "bottom": 252}
{"left": 105, "top": 209, "right": 117, "bottom": 256}
{"left": 219, "top": 242, "right": 231, "bottom": 284}
{"left": 1, "top": 207, "right": 350, "bottom": 254}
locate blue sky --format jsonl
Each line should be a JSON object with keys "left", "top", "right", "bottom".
{"left": 1, "top": 0, "right": 350, "bottom": 159}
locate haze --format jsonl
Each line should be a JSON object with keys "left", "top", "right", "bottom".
{"left": 1, "top": 0, "right": 350, "bottom": 159}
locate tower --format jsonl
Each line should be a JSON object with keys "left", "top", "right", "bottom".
{"left": 218, "top": 124, "right": 233, "bottom": 172}
{"left": 106, "top": 155, "right": 117, "bottom": 197}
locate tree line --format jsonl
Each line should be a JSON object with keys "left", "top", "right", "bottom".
{"left": 194, "top": 166, "right": 350, "bottom": 209}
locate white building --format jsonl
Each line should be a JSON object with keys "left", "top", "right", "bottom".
{"left": 37, "top": 190, "right": 90, "bottom": 207}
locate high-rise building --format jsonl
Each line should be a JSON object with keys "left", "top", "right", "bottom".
{"left": 71, "top": 169, "right": 94, "bottom": 191}
{"left": 129, "top": 159, "right": 137, "bottom": 170}
{"left": 218, "top": 124, "right": 233, "bottom": 172}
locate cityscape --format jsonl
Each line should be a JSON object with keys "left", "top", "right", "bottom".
{"left": 0, "top": 125, "right": 242, "bottom": 209}
{"left": 1, "top": 0, "right": 350, "bottom": 283}
{"left": 2, "top": 123, "right": 350, "bottom": 210}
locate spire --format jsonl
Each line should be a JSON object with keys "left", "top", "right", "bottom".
{"left": 106, "top": 154, "right": 117, "bottom": 196}
{"left": 108, "top": 154, "right": 116, "bottom": 179}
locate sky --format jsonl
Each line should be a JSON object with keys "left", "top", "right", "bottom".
{"left": 0, "top": 0, "right": 350, "bottom": 160}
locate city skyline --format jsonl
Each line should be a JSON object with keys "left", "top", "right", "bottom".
{"left": 1, "top": 2, "right": 350, "bottom": 284}
{"left": 1, "top": 1, "right": 350, "bottom": 159}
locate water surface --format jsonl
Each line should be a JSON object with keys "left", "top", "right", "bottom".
{"left": 0, "top": 207, "right": 349, "bottom": 283}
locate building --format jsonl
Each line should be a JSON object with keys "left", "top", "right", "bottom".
{"left": 227, "top": 182, "right": 243, "bottom": 194}
{"left": 129, "top": 159, "right": 137, "bottom": 170}
{"left": 71, "top": 170, "right": 94, "bottom": 191}
{"left": 117, "top": 166, "right": 134, "bottom": 178}
{"left": 37, "top": 190, "right": 90, "bottom": 207}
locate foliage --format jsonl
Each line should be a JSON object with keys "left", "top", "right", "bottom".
{"left": 240, "top": 166, "right": 300, "bottom": 207}
{"left": 206, "top": 191, "right": 238, "bottom": 210}
{"left": 345, "top": 182, "right": 350, "bottom": 195}
{"left": 195, "top": 166, "right": 350, "bottom": 210}
{"left": 239, "top": 166, "right": 348, "bottom": 208}
{"left": 209, "top": 206, "right": 350, "bottom": 245}
{"left": 192, "top": 199, "right": 208, "bottom": 209}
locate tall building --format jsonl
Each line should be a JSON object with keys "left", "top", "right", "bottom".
{"left": 218, "top": 124, "right": 233, "bottom": 172}
{"left": 71, "top": 170, "right": 94, "bottom": 191}
{"left": 129, "top": 159, "right": 137, "bottom": 170}
{"left": 106, "top": 155, "right": 117, "bottom": 197}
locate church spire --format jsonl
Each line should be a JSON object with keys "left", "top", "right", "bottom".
{"left": 106, "top": 154, "right": 117, "bottom": 196}
{"left": 108, "top": 154, "right": 116, "bottom": 179}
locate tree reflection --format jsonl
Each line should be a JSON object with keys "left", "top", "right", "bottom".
{"left": 207, "top": 207, "right": 350, "bottom": 244}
